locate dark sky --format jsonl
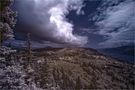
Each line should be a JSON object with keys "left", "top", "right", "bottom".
{"left": 10, "top": 0, "right": 135, "bottom": 49}
{"left": 67, "top": 0, "right": 104, "bottom": 48}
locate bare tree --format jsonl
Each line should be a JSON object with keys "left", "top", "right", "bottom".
{"left": 75, "top": 76, "right": 82, "bottom": 90}
{"left": 27, "top": 33, "right": 32, "bottom": 61}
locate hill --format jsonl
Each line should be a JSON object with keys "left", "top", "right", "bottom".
{"left": 0, "top": 47, "right": 134, "bottom": 90}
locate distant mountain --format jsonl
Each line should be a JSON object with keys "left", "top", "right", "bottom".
{"left": 98, "top": 45, "right": 134, "bottom": 64}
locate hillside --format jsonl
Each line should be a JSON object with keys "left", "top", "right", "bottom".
{"left": 0, "top": 47, "right": 135, "bottom": 90}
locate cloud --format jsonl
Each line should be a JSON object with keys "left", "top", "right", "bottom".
{"left": 92, "top": 0, "right": 135, "bottom": 47}
{"left": 14, "top": 0, "right": 87, "bottom": 46}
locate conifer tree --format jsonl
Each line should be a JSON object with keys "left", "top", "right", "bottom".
{"left": 0, "top": 0, "right": 16, "bottom": 47}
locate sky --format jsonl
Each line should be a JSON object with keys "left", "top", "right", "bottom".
{"left": 9, "top": 0, "right": 135, "bottom": 49}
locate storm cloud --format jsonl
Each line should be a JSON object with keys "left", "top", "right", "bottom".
{"left": 14, "top": 0, "right": 87, "bottom": 46}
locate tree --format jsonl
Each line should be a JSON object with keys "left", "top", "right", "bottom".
{"left": 27, "top": 33, "right": 31, "bottom": 57}
{"left": 75, "top": 76, "right": 82, "bottom": 90}
{"left": 0, "top": 0, "right": 16, "bottom": 46}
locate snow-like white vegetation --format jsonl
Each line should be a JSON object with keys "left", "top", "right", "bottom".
{"left": 0, "top": 47, "right": 44, "bottom": 90}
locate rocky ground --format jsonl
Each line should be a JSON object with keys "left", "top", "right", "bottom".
{"left": 0, "top": 47, "right": 135, "bottom": 90}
